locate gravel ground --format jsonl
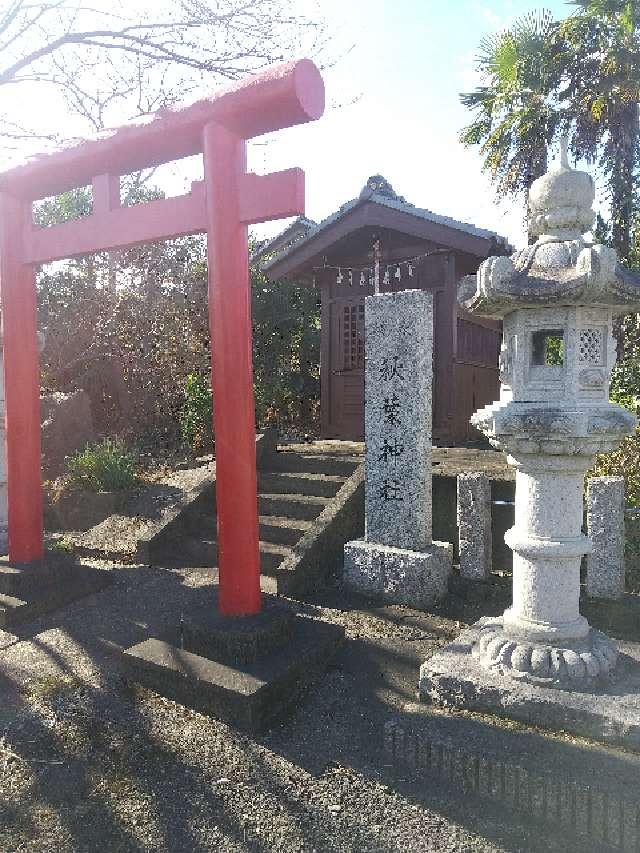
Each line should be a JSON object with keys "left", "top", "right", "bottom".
{"left": 0, "top": 561, "right": 627, "bottom": 853}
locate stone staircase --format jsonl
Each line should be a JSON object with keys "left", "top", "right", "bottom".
{"left": 150, "top": 445, "right": 364, "bottom": 596}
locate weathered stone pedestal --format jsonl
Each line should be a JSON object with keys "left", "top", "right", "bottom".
{"left": 420, "top": 617, "right": 640, "bottom": 751}
{"left": 420, "top": 143, "right": 640, "bottom": 747}
{"left": 343, "top": 289, "right": 452, "bottom": 606}
{"left": 344, "top": 539, "right": 451, "bottom": 609}
{"left": 123, "top": 591, "right": 344, "bottom": 732}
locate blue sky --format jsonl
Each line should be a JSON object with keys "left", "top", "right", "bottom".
{"left": 250, "top": 0, "right": 578, "bottom": 248}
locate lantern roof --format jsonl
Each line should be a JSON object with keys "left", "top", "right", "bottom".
{"left": 459, "top": 141, "right": 640, "bottom": 318}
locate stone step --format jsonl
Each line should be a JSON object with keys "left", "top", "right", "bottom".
{"left": 181, "top": 507, "right": 217, "bottom": 537}
{"left": 258, "top": 471, "right": 345, "bottom": 499}
{"left": 258, "top": 515, "right": 311, "bottom": 546}
{"left": 259, "top": 541, "right": 295, "bottom": 574}
{"left": 175, "top": 538, "right": 293, "bottom": 575}
{"left": 174, "top": 486, "right": 324, "bottom": 540}
{"left": 148, "top": 447, "right": 363, "bottom": 596}
{"left": 181, "top": 506, "right": 316, "bottom": 545}
{"left": 268, "top": 451, "right": 361, "bottom": 477}
{"left": 258, "top": 492, "right": 329, "bottom": 521}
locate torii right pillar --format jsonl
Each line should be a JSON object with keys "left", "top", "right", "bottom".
{"left": 420, "top": 142, "right": 640, "bottom": 750}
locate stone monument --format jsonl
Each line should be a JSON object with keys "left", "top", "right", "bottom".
{"left": 586, "top": 476, "right": 626, "bottom": 600}
{"left": 457, "top": 472, "right": 492, "bottom": 580}
{"left": 344, "top": 289, "right": 452, "bottom": 608}
{"left": 419, "top": 142, "right": 640, "bottom": 748}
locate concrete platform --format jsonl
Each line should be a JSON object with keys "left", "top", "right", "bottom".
{"left": 0, "top": 550, "right": 112, "bottom": 630}
{"left": 419, "top": 617, "right": 640, "bottom": 752}
{"left": 122, "top": 594, "right": 344, "bottom": 732}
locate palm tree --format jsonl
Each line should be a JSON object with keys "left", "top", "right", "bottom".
{"left": 460, "top": 10, "right": 561, "bottom": 199}
{"left": 462, "top": 3, "right": 640, "bottom": 261}
{"left": 557, "top": 1, "right": 640, "bottom": 261}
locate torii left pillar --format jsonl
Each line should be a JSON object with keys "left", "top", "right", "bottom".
{"left": 0, "top": 194, "right": 43, "bottom": 563}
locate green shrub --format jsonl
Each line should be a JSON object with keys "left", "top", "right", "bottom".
{"left": 66, "top": 439, "right": 137, "bottom": 492}
{"left": 589, "top": 386, "right": 640, "bottom": 507}
{"left": 251, "top": 263, "right": 320, "bottom": 435}
{"left": 180, "top": 374, "right": 213, "bottom": 450}
{"left": 589, "top": 426, "right": 640, "bottom": 507}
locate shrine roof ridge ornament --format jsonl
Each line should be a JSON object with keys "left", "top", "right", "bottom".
{"left": 0, "top": 58, "right": 324, "bottom": 201}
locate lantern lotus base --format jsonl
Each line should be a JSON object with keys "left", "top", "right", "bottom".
{"left": 419, "top": 617, "right": 640, "bottom": 751}
{"left": 472, "top": 618, "right": 618, "bottom": 688}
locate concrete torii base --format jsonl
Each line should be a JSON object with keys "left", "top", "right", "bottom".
{"left": 122, "top": 591, "right": 344, "bottom": 732}
{"left": 0, "top": 550, "right": 111, "bottom": 630}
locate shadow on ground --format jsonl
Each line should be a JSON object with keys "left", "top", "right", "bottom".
{"left": 0, "top": 558, "right": 637, "bottom": 853}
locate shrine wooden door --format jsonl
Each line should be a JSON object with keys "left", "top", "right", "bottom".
{"left": 325, "top": 295, "right": 366, "bottom": 439}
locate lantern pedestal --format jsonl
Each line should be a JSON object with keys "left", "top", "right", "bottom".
{"left": 419, "top": 617, "right": 640, "bottom": 752}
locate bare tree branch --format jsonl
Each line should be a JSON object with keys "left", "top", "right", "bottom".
{"left": 0, "top": 0, "right": 328, "bottom": 146}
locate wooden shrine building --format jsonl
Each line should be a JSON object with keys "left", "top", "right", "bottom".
{"left": 263, "top": 176, "right": 511, "bottom": 445}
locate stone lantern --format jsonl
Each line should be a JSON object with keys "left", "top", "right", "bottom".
{"left": 420, "top": 144, "right": 640, "bottom": 744}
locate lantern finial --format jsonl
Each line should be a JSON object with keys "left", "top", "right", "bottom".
{"left": 559, "top": 135, "right": 569, "bottom": 169}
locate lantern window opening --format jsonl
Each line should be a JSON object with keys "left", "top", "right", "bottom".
{"left": 579, "top": 327, "right": 604, "bottom": 365}
{"left": 531, "top": 329, "right": 565, "bottom": 367}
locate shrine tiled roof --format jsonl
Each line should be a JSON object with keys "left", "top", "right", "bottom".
{"left": 263, "top": 175, "right": 510, "bottom": 274}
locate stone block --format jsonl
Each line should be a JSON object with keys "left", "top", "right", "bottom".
{"left": 343, "top": 538, "right": 452, "bottom": 609}
{"left": 122, "top": 605, "right": 344, "bottom": 732}
{"left": 0, "top": 551, "right": 112, "bottom": 630}
{"left": 419, "top": 618, "right": 640, "bottom": 751}
{"left": 364, "top": 290, "right": 433, "bottom": 552}
{"left": 181, "top": 597, "right": 293, "bottom": 665}
{"left": 457, "top": 472, "right": 492, "bottom": 580}
{"left": 587, "top": 476, "right": 625, "bottom": 600}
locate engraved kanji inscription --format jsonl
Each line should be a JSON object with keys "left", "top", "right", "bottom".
{"left": 383, "top": 393, "right": 401, "bottom": 426}
{"left": 378, "top": 438, "right": 405, "bottom": 462}
{"left": 380, "top": 355, "right": 405, "bottom": 381}
{"left": 379, "top": 478, "right": 404, "bottom": 502}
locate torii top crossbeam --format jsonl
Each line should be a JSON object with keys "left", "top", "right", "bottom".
{"left": 0, "top": 59, "right": 324, "bottom": 616}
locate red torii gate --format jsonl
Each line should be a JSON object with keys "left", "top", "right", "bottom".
{"left": 0, "top": 60, "right": 324, "bottom": 617}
